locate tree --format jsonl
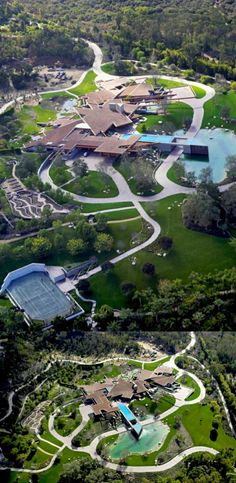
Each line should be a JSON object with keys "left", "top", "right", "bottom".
{"left": 142, "top": 263, "right": 155, "bottom": 276}
{"left": 221, "top": 185, "right": 236, "bottom": 226}
{"left": 182, "top": 191, "right": 220, "bottom": 231}
{"left": 94, "top": 233, "right": 114, "bottom": 252}
{"left": 225, "top": 155, "right": 236, "bottom": 180}
{"left": 199, "top": 166, "right": 213, "bottom": 186}
{"left": 120, "top": 281, "right": 136, "bottom": 297}
{"left": 76, "top": 220, "right": 96, "bottom": 246}
{"left": 95, "top": 213, "right": 108, "bottom": 232}
{"left": 101, "top": 261, "right": 114, "bottom": 273}
{"left": 67, "top": 238, "right": 85, "bottom": 256}
{"left": 77, "top": 279, "right": 90, "bottom": 293}
{"left": 25, "top": 237, "right": 52, "bottom": 259}
{"left": 159, "top": 236, "right": 173, "bottom": 251}
{"left": 73, "top": 159, "right": 88, "bottom": 177}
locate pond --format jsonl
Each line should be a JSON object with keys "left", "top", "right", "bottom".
{"left": 109, "top": 421, "right": 169, "bottom": 460}
{"left": 178, "top": 128, "right": 236, "bottom": 182}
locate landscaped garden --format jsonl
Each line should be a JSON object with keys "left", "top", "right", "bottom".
{"left": 113, "top": 152, "right": 163, "bottom": 196}
{"left": 202, "top": 90, "right": 236, "bottom": 132}
{"left": 68, "top": 71, "right": 97, "bottom": 97}
{"left": 89, "top": 194, "right": 235, "bottom": 309}
{"left": 136, "top": 102, "right": 193, "bottom": 134}
{"left": 65, "top": 170, "right": 119, "bottom": 198}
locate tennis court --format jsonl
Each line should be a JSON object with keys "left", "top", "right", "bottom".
{"left": 8, "top": 271, "right": 73, "bottom": 321}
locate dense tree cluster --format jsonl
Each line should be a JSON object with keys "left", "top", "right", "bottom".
{"left": 95, "top": 268, "right": 236, "bottom": 331}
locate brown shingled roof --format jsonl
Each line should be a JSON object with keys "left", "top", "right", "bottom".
{"left": 109, "top": 380, "right": 134, "bottom": 400}
{"left": 117, "top": 82, "right": 153, "bottom": 99}
{"left": 77, "top": 105, "right": 132, "bottom": 135}
{"left": 150, "top": 376, "right": 175, "bottom": 387}
{"left": 84, "top": 89, "right": 115, "bottom": 106}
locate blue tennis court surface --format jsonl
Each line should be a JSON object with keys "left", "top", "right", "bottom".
{"left": 8, "top": 271, "right": 73, "bottom": 321}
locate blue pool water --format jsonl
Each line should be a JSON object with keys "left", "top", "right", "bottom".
{"left": 118, "top": 403, "right": 136, "bottom": 422}
{"left": 122, "top": 133, "right": 174, "bottom": 144}
{"left": 178, "top": 128, "right": 236, "bottom": 182}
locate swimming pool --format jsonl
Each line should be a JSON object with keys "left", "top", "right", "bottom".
{"left": 109, "top": 421, "right": 169, "bottom": 459}
{"left": 179, "top": 128, "right": 236, "bottom": 182}
{"left": 122, "top": 133, "right": 174, "bottom": 144}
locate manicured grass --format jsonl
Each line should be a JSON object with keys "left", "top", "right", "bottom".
{"left": 143, "top": 356, "right": 171, "bottom": 370}
{"left": 156, "top": 78, "right": 184, "bottom": 89}
{"left": 202, "top": 90, "right": 236, "bottom": 132}
{"left": 191, "top": 85, "right": 206, "bottom": 99}
{"left": 113, "top": 158, "right": 163, "bottom": 196}
{"left": 142, "top": 195, "right": 236, "bottom": 279}
{"left": 54, "top": 405, "right": 82, "bottom": 437}
{"left": 65, "top": 171, "right": 119, "bottom": 198}
{"left": 181, "top": 403, "right": 236, "bottom": 452}
{"left": 78, "top": 201, "right": 133, "bottom": 213}
{"left": 18, "top": 105, "right": 56, "bottom": 134}
{"left": 24, "top": 448, "right": 51, "bottom": 469}
{"left": 90, "top": 194, "right": 235, "bottom": 308}
{"left": 101, "top": 62, "right": 115, "bottom": 75}
{"left": 178, "top": 375, "right": 201, "bottom": 401}
{"left": 8, "top": 450, "right": 89, "bottom": 483}
{"left": 31, "top": 105, "right": 57, "bottom": 123}
{"left": 137, "top": 102, "right": 193, "bottom": 133}
{"left": 41, "top": 91, "right": 75, "bottom": 100}
{"left": 40, "top": 419, "right": 64, "bottom": 447}
{"left": 167, "top": 162, "right": 184, "bottom": 185}
{"left": 104, "top": 208, "right": 139, "bottom": 221}
{"left": 38, "top": 440, "right": 57, "bottom": 455}
{"left": 69, "top": 71, "right": 97, "bottom": 97}
{"left": 130, "top": 394, "right": 175, "bottom": 415}
{"left": 0, "top": 297, "right": 12, "bottom": 307}
{"left": 38, "top": 449, "right": 89, "bottom": 483}
{"left": 49, "top": 162, "right": 73, "bottom": 186}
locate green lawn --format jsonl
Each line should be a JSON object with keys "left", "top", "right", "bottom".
{"left": 191, "top": 85, "right": 206, "bottom": 99}
{"left": 104, "top": 208, "right": 139, "bottom": 221}
{"left": 69, "top": 71, "right": 97, "bottom": 97}
{"left": 37, "top": 440, "right": 58, "bottom": 455}
{"left": 49, "top": 162, "right": 73, "bottom": 186}
{"left": 130, "top": 394, "right": 175, "bottom": 415}
{"left": 65, "top": 171, "right": 119, "bottom": 198}
{"left": 24, "top": 448, "right": 51, "bottom": 469}
{"left": 41, "top": 91, "right": 75, "bottom": 100}
{"left": 78, "top": 201, "right": 133, "bottom": 213}
{"left": 90, "top": 194, "right": 235, "bottom": 308}
{"left": 38, "top": 449, "right": 89, "bottom": 483}
{"left": 178, "top": 375, "right": 201, "bottom": 401}
{"left": 167, "top": 162, "right": 185, "bottom": 185}
{"left": 202, "top": 90, "right": 236, "bottom": 132}
{"left": 54, "top": 405, "right": 82, "bottom": 437}
{"left": 143, "top": 356, "right": 171, "bottom": 370}
{"left": 137, "top": 102, "right": 193, "bottom": 133}
{"left": 17, "top": 105, "right": 56, "bottom": 135}
{"left": 156, "top": 79, "right": 184, "bottom": 89}
{"left": 113, "top": 158, "right": 163, "bottom": 196}
{"left": 0, "top": 297, "right": 12, "bottom": 307}
{"left": 142, "top": 195, "right": 236, "bottom": 279}
{"left": 101, "top": 63, "right": 115, "bottom": 75}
